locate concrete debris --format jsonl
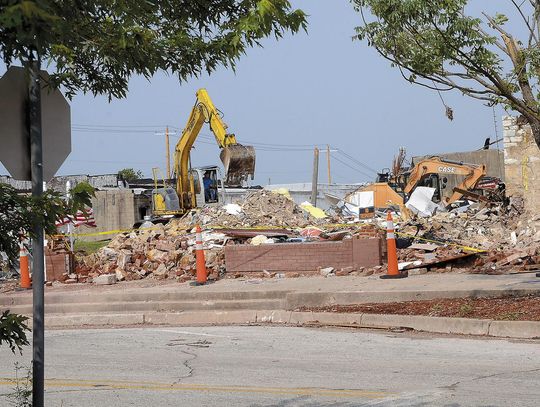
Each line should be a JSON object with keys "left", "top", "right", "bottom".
{"left": 319, "top": 267, "right": 335, "bottom": 277}
{"left": 392, "top": 193, "right": 540, "bottom": 274}
{"left": 197, "top": 190, "right": 334, "bottom": 228}
{"left": 76, "top": 190, "right": 354, "bottom": 283}
{"left": 69, "top": 181, "right": 536, "bottom": 285}
{"left": 223, "top": 203, "right": 242, "bottom": 215}
{"left": 94, "top": 274, "right": 117, "bottom": 285}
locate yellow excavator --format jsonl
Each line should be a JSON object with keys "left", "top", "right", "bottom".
{"left": 153, "top": 89, "right": 256, "bottom": 215}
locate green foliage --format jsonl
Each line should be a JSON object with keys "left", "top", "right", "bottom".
{"left": 0, "top": 1, "right": 307, "bottom": 99}
{"left": 353, "top": 0, "right": 501, "bottom": 94}
{"left": 0, "top": 310, "right": 30, "bottom": 354}
{"left": 492, "top": 13, "right": 509, "bottom": 27}
{"left": 6, "top": 363, "right": 32, "bottom": 406}
{"left": 0, "top": 182, "right": 95, "bottom": 260}
{"left": 118, "top": 168, "right": 143, "bottom": 182}
{"left": 353, "top": 0, "right": 540, "bottom": 141}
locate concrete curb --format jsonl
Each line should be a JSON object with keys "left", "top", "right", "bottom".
{"left": 40, "top": 310, "right": 540, "bottom": 339}
{"left": 284, "top": 288, "right": 540, "bottom": 309}
{"left": 5, "top": 288, "right": 539, "bottom": 309}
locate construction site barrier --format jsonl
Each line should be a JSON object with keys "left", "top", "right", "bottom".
{"left": 380, "top": 211, "right": 407, "bottom": 279}
{"left": 194, "top": 225, "right": 208, "bottom": 285}
{"left": 19, "top": 239, "right": 31, "bottom": 289}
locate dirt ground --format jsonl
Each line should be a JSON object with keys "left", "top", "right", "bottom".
{"left": 298, "top": 294, "right": 540, "bottom": 321}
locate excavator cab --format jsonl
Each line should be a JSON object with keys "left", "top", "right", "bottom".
{"left": 189, "top": 166, "right": 224, "bottom": 206}
{"left": 220, "top": 144, "right": 256, "bottom": 186}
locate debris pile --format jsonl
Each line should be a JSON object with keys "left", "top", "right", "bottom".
{"left": 77, "top": 190, "right": 342, "bottom": 284}
{"left": 392, "top": 194, "right": 540, "bottom": 274}
{"left": 79, "top": 220, "right": 226, "bottom": 283}
{"left": 71, "top": 183, "right": 538, "bottom": 284}
{"left": 197, "top": 190, "right": 332, "bottom": 228}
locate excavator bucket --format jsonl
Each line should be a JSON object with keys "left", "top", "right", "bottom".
{"left": 220, "top": 144, "right": 256, "bottom": 185}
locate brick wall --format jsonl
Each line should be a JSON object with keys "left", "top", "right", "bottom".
{"left": 224, "top": 236, "right": 382, "bottom": 273}
{"left": 503, "top": 116, "right": 540, "bottom": 212}
{"left": 45, "top": 250, "right": 73, "bottom": 282}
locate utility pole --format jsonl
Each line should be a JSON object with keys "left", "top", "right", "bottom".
{"left": 310, "top": 147, "right": 319, "bottom": 206}
{"left": 326, "top": 144, "right": 332, "bottom": 184}
{"left": 165, "top": 126, "right": 171, "bottom": 180}
{"left": 66, "top": 181, "right": 74, "bottom": 252}
{"left": 29, "top": 57, "right": 45, "bottom": 407}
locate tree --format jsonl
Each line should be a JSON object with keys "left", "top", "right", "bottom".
{"left": 118, "top": 168, "right": 144, "bottom": 182}
{"left": 353, "top": 1, "right": 540, "bottom": 148}
{"left": 0, "top": 182, "right": 94, "bottom": 261}
{"left": 0, "top": 0, "right": 307, "bottom": 99}
{"left": 0, "top": 310, "right": 29, "bottom": 354}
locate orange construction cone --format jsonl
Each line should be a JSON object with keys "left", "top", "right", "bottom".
{"left": 194, "top": 225, "right": 208, "bottom": 285}
{"left": 380, "top": 211, "right": 407, "bottom": 279}
{"left": 19, "top": 240, "right": 32, "bottom": 289}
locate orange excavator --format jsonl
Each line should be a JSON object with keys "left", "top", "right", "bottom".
{"left": 402, "top": 157, "right": 487, "bottom": 205}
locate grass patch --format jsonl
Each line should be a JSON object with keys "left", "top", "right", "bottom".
{"left": 429, "top": 303, "right": 443, "bottom": 314}
{"left": 74, "top": 239, "right": 110, "bottom": 254}
{"left": 498, "top": 311, "right": 523, "bottom": 321}
{"left": 457, "top": 303, "right": 473, "bottom": 317}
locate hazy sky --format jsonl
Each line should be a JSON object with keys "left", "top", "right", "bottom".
{"left": 1, "top": 1, "right": 513, "bottom": 185}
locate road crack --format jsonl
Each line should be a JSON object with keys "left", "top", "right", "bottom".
{"left": 173, "top": 349, "right": 197, "bottom": 384}
{"left": 438, "top": 367, "right": 540, "bottom": 394}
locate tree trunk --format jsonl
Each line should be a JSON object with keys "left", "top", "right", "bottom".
{"left": 529, "top": 117, "right": 540, "bottom": 150}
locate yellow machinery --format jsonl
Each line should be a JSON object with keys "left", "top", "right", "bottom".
{"left": 154, "top": 89, "right": 256, "bottom": 214}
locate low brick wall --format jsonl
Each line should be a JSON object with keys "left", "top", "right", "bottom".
{"left": 224, "top": 236, "right": 382, "bottom": 273}
{"left": 45, "top": 250, "right": 74, "bottom": 282}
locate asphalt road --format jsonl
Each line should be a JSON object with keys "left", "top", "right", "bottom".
{"left": 0, "top": 326, "right": 539, "bottom": 406}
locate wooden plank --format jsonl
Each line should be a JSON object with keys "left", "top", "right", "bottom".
{"left": 453, "top": 187, "right": 490, "bottom": 202}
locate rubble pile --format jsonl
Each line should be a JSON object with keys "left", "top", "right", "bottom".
{"left": 394, "top": 195, "right": 540, "bottom": 274}
{"left": 197, "top": 190, "right": 331, "bottom": 228}
{"left": 77, "top": 190, "right": 339, "bottom": 283}
{"left": 79, "top": 220, "right": 226, "bottom": 283}
{"left": 72, "top": 186, "right": 539, "bottom": 284}
{"left": 402, "top": 205, "right": 512, "bottom": 250}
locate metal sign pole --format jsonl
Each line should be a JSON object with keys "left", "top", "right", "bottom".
{"left": 29, "top": 57, "right": 45, "bottom": 407}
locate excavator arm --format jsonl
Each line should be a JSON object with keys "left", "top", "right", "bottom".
{"left": 174, "top": 89, "right": 256, "bottom": 209}
{"left": 404, "top": 157, "right": 487, "bottom": 205}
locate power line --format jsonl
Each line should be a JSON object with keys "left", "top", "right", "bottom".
{"left": 331, "top": 154, "right": 373, "bottom": 179}
{"left": 66, "top": 159, "right": 162, "bottom": 165}
{"left": 71, "top": 123, "right": 379, "bottom": 175}
{"left": 333, "top": 148, "right": 378, "bottom": 174}
{"left": 194, "top": 134, "right": 315, "bottom": 152}
{"left": 73, "top": 123, "right": 180, "bottom": 129}
{"left": 198, "top": 132, "right": 319, "bottom": 149}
